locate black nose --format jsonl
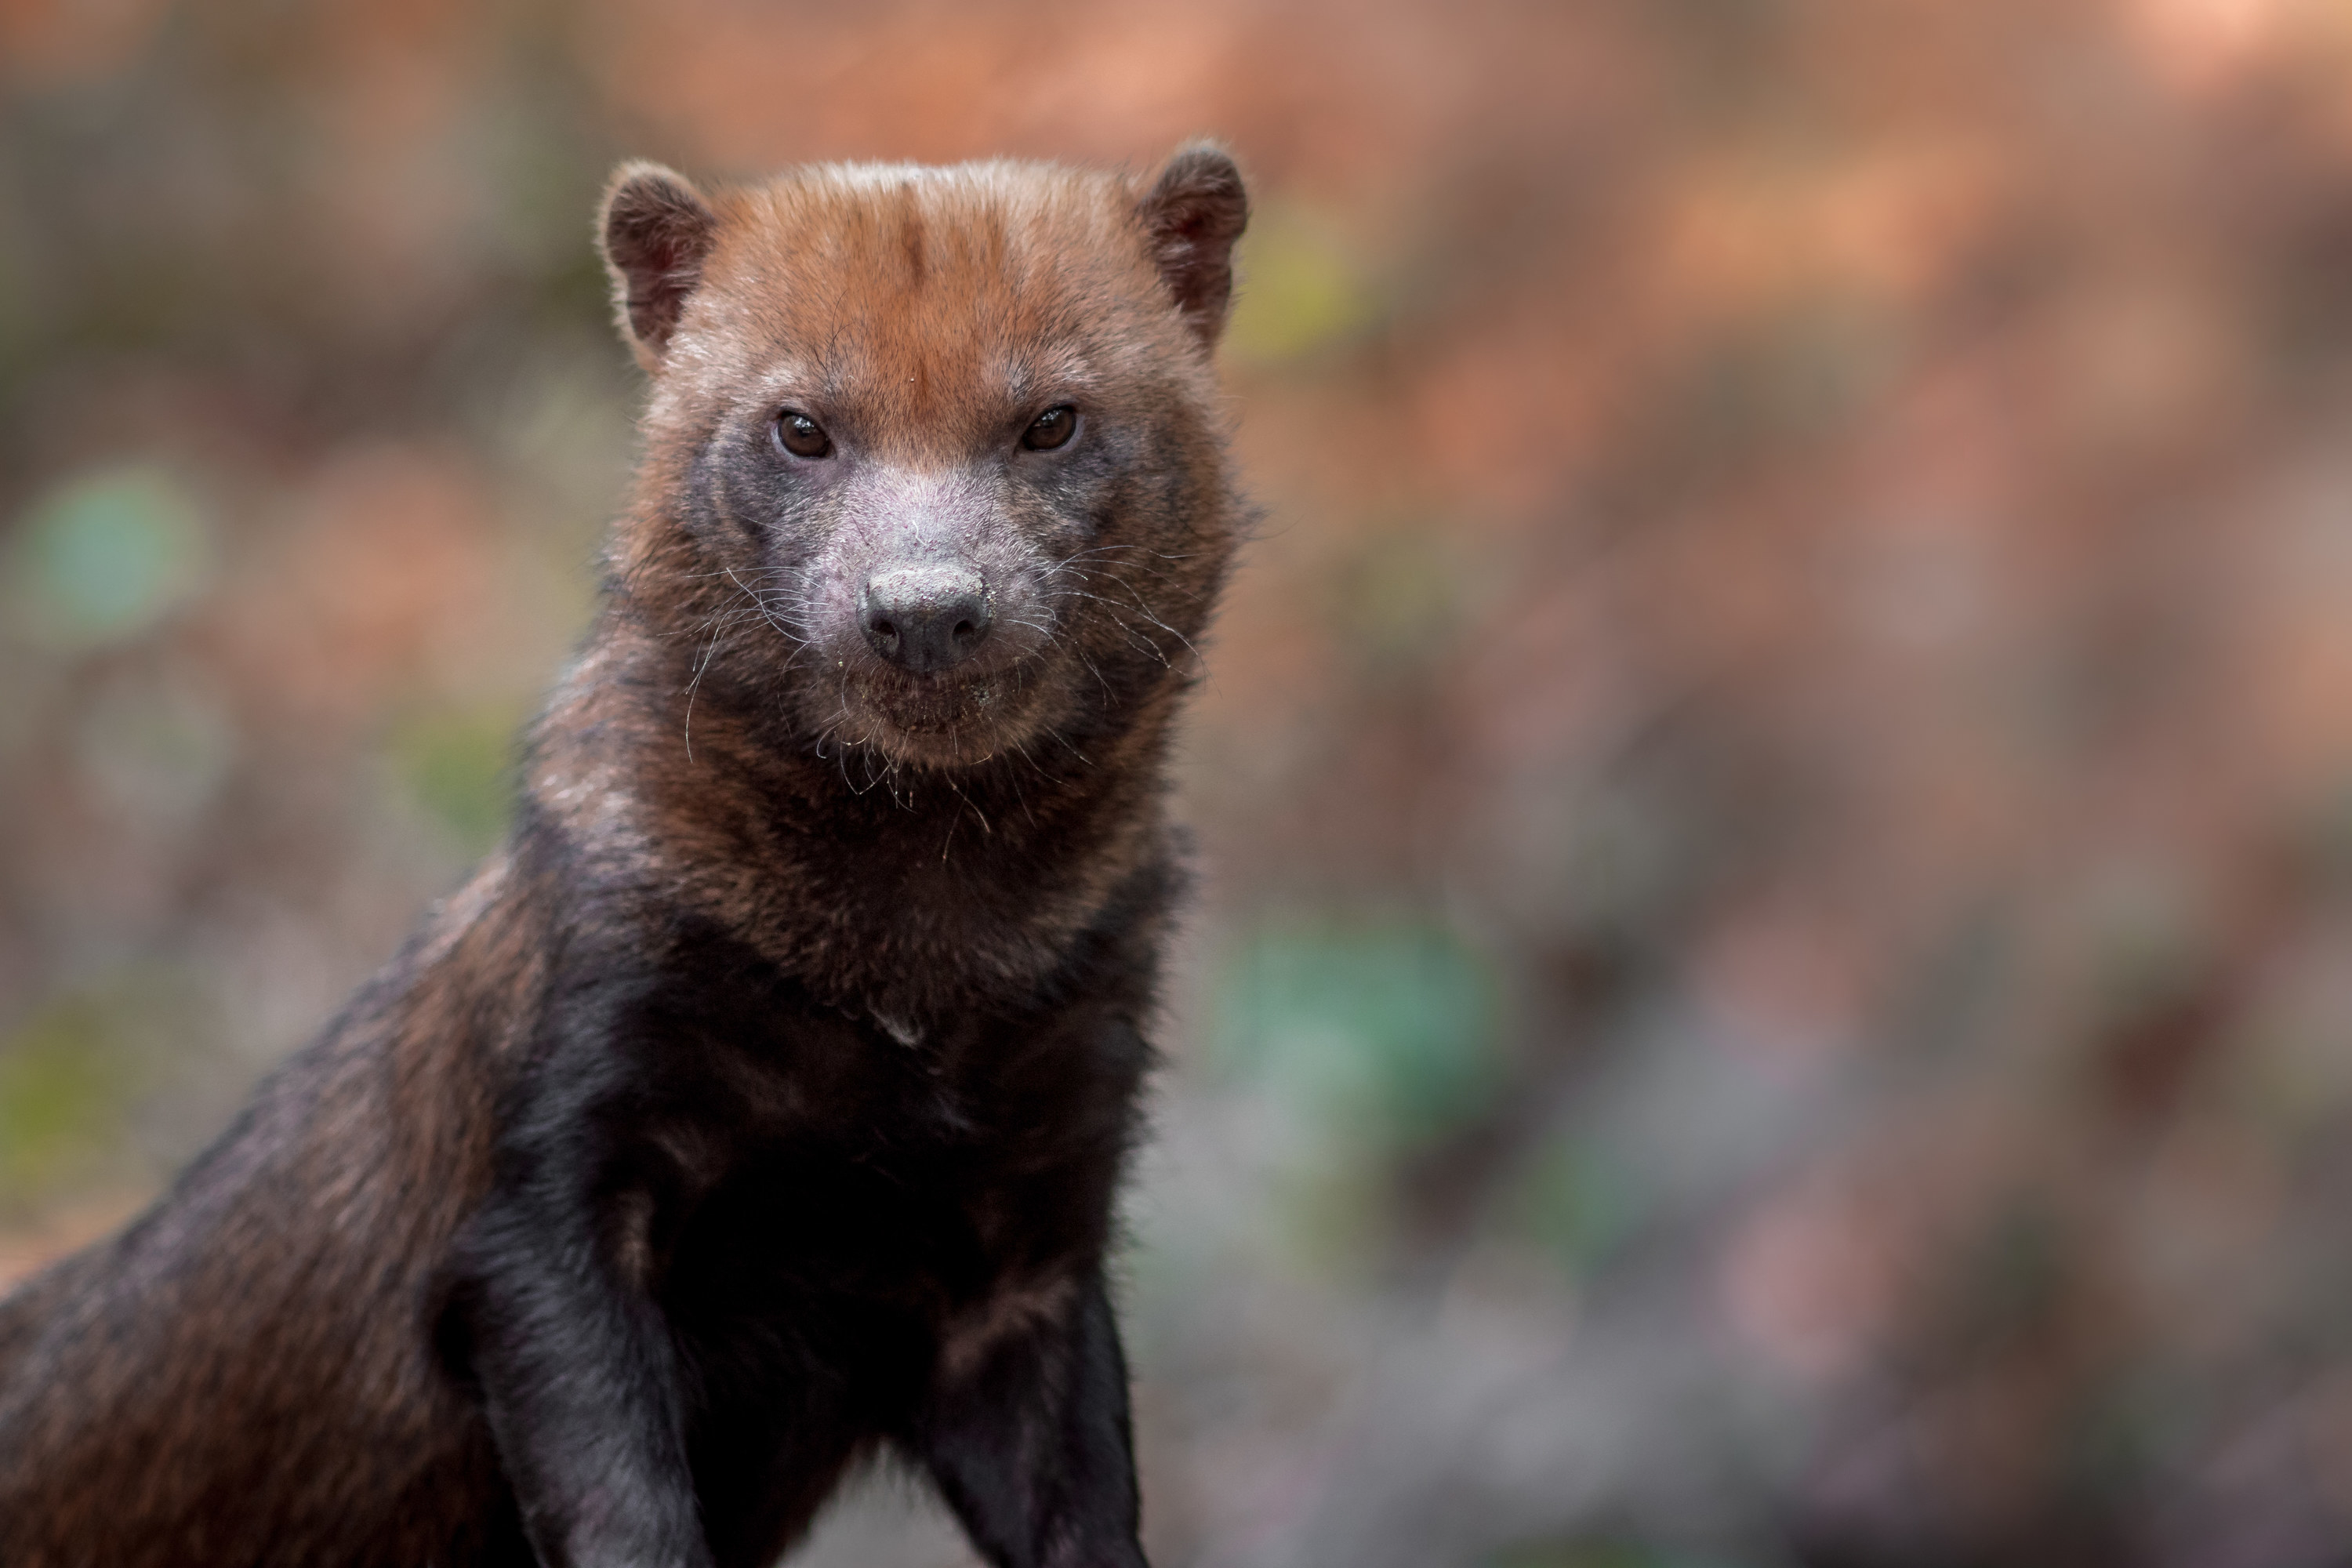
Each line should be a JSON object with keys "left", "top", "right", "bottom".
{"left": 861, "top": 565, "right": 992, "bottom": 673}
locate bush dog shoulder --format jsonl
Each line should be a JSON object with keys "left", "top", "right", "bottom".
{"left": 0, "top": 145, "right": 1250, "bottom": 1568}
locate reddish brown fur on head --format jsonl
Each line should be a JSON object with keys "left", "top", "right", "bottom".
{"left": 595, "top": 148, "right": 1248, "bottom": 775}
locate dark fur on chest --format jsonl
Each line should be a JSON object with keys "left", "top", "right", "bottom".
{"left": 485, "top": 816, "right": 1174, "bottom": 1340}
{"left": 435, "top": 833, "right": 1173, "bottom": 1568}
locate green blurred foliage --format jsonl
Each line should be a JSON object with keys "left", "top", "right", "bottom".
{"left": 1508, "top": 1132, "right": 1645, "bottom": 1279}
{"left": 0, "top": 971, "right": 199, "bottom": 1207}
{"left": 1226, "top": 205, "right": 1380, "bottom": 365}
{"left": 384, "top": 702, "right": 527, "bottom": 859}
{"left": 0, "top": 999, "right": 124, "bottom": 1198}
{"left": 1212, "top": 915, "right": 1504, "bottom": 1152}
{"left": 4, "top": 466, "right": 212, "bottom": 652}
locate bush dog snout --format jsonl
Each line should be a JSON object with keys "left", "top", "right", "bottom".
{"left": 862, "top": 563, "right": 992, "bottom": 672}
{"left": 0, "top": 145, "right": 1250, "bottom": 1568}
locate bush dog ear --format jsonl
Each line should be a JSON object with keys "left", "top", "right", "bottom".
{"left": 1136, "top": 143, "right": 1250, "bottom": 349}
{"left": 601, "top": 162, "right": 719, "bottom": 365}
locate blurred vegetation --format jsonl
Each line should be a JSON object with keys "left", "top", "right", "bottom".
{"left": 0, "top": 966, "right": 208, "bottom": 1213}
{"left": 1225, "top": 206, "right": 1381, "bottom": 366}
{"left": 0, "top": 993, "right": 134, "bottom": 1199}
{"left": 1214, "top": 919, "right": 1504, "bottom": 1152}
{"left": 383, "top": 700, "right": 529, "bottom": 859}
{"left": 5, "top": 466, "right": 213, "bottom": 652}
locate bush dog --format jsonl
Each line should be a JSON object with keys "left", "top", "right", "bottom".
{"left": 0, "top": 144, "right": 1250, "bottom": 1568}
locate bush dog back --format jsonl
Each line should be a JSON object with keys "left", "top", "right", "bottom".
{"left": 0, "top": 145, "right": 1250, "bottom": 1568}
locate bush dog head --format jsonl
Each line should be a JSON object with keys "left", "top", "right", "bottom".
{"left": 598, "top": 148, "right": 1249, "bottom": 773}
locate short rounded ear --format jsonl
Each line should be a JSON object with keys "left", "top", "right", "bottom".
{"left": 1136, "top": 143, "right": 1249, "bottom": 349}
{"left": 600, "top": 162, "right": 719, "bottom": 363}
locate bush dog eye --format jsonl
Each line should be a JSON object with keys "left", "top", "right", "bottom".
{"left": 0, "top": 143, "right": 1250, "bottom": 1568}
{"left": 1022, "top": 404, "right": 1078, "bottom": 451}
{"left": 775, "top": 410, "right": 831, "bottom": 458}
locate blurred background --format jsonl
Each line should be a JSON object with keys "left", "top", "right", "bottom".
{"left": 7, "top": 1, "right": 2352, "bottom": 1563}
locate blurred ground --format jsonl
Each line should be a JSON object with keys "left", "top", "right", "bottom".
{"left": 8, "top": 2, "right": 2352, "bottom": 1565}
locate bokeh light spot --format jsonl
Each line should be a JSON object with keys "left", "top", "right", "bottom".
{"left": 1226, "top": 206, "right": 1378, "bottom": 365}
{"left": 6, "top": 466, "right": 212, "bottom": 652}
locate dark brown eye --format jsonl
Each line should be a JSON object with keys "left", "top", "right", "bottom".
{"left": 1021, "top": 405, "right": 1077, "bottom": 452}
{"left": 775, "top": 411, "right": 832, "bottom": 459}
